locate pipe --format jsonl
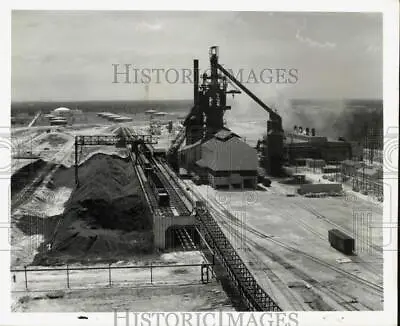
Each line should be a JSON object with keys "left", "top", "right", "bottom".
{"left": 216, "top": 63, "right": 282, "bottom": 128}
{"left": 194, "top": 59, "right": 199, "bottom": 106}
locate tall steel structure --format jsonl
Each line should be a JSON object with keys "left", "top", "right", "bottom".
{"left": 168, "top": 46, "right": 284, "bottom": 176}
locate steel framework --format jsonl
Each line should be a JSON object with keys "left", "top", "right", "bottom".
{"left": 195, "top": 204, "right": 281, "bottom": 311}
{"left": 74, "top": 134, "right": 156, "bottom": 187}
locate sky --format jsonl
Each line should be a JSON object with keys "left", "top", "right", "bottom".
{"left": 11, "top": 11, "right": 382, "bottom": 102}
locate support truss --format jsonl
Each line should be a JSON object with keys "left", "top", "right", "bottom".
{"left": 195, "top": 205, "right": 281, "bottom": 311}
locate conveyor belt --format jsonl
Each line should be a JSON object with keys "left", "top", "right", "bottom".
{"left": 123, "top": 126, "right": 190, "bottom": 217}
{"left": 150, "top": 157, "right": 190, "bottom": 216}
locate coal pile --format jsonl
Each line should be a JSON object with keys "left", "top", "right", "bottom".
{"left": 72, "top": 195, "right": 151, "bottom": 231}
{"left": 34, "top": 153, "right": 153, "bottom": 265}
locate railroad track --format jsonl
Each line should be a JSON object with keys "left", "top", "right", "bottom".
{"left": 193, "top": 188, "right": 383, "bottom": 295}
{"left": 155, "top": 158, "right": 193, "bottom": 212}
{"left": 210, "top": 205, "right": 377, "bottom": 311}
{"left": 148, "top": 158, "right": 188, "bottom": 215}
{"left": 237, "top": 217, "right": 383, "bottom": 295}
{"left": 188, "top": 184, "right": 382, "bottom": 310}
{"left": 282, "top": 201, "right": 383, "bottom": 277}
{"left": 295, "top": 201, "right": 382, "bottom": 255}
{"left": 225, "top": 208, "right": 383, "bottom": 294}
{"left": 174, "top": 227, "right": 198, "bottom": 251}
{"left": 122, "top": 126, "right": 190, "bottom": 216}
{"left": 11, "top": 164, "right": 57, "bottom": 212}
{"left": 211, "top": 208, "right": 308, "bottom": 310}
{"left": 189, "top": 189, "right": 308, "bottom": 310}
{"left": 207, "top": 203, "right": 344, "bottom": 311}
{"left": 12, "top": 135, "right": 78, "bottom": 213}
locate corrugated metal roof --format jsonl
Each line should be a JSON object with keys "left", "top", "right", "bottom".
{"left": 214, "top": 129, "right": 239, "bottom": 141}
{"left": 196, "top": 158, "right": 208, "bottom": 167}
{"left": 179, "top": 139, "right": 202, "bottom": 152}
{"left": 200, "top": 136, "right": 257, "bottom": 171}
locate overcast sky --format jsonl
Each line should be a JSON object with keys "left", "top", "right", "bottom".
{"left": 11, "top": 11, "right": 382, "bottom": 102}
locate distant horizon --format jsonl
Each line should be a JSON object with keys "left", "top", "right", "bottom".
{"left": 10, "top": 97, "right": 383, "bottom": 105}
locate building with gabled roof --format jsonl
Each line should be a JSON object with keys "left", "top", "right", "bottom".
{"left": 179, "top": 128, "right": 258, "bottom": 189}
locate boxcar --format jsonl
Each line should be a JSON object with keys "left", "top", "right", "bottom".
{"left": 148, "top": 169, "right": 170, "bottom": 207}
{"left": 139, "top": 153, "right": 153, "bottom": 176}
{"left": 328, "top": 229, "right": 355, "bottom": 255}
{"left": 158, "top": 191, "right": 170, "bottom": 207}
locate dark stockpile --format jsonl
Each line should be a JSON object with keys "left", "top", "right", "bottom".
{"left": 64, "top": 153, "right": 151, "bottom": 231}
{"left": 33, "top": 153, "right": 153, "bottom": 265}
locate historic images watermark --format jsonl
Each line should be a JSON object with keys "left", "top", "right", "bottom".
{"left": 112, "top": 65, "right": 299, "bottom": 85}
{"left": 351, "top": 181, "right": 397, "bottom": 254}
{"left": 0, "top": 127, "right": 11, "bottom": 254}
{"left": 383, "top": 126, "right": 398, "bottom": 179}
{"left": 114, "top": 310, "right": 299, "bottom": 326}
{"left": 0, "top": 126, "right": 11, "bottom": 178}
{"left": 352, "top": 209, "right": 373, "bottom": 254}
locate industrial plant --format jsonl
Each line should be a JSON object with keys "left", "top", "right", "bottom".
{"left": 10, "top": 46, "right": 384, "bottom": 312}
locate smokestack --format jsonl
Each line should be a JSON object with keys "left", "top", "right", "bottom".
{"left": 194, "top": 59, "right": 199, "bottom": 106}
{"left": 311, "top": 128, "right": 316, "bottom": 136}
{"left": 305, "top": 127, "right": 310, "bottom": 136}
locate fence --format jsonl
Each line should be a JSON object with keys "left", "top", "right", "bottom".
{"left": 11, "top": 262, "right": 214, "bottom": 292}
{"left": 341, "top": 168, "right": 383, "bottom": 199}
{"left": 294, "top": 163, "right": 383, "bottom": 199}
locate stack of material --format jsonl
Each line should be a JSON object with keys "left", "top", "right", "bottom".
{"left": 322, "top": 165, "right": 341, "bottom": 174}
{"left": 306, "top": 158, "right": 326, "bottom": 169}
{"left": 294, "top": 158, "right": 306, "bottom": 166}
{"left": 298, "top": 183, "right": 342, "bottom": 195}
{"left": 35, "top": 154, "right": 153, "bottom": 265}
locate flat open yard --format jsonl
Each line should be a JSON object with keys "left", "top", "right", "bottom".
{"left": 187, "top": 179, "right": 383, "bottom": 311}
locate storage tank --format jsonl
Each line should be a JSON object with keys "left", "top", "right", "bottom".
{"left": 50, "top": 118, "right": 67, "bottom": 126}
{"left": 53, "top": 107, "right": 71, "bottom": 117}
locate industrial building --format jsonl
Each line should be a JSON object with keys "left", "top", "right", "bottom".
{"left": 11, "top": 45, "right": 384, "bottom": 313}
{"left": 115, "top": 116, "right": 133, "bottom": 122}
{"left": 97, "top": 112, "right": 133, "bottom": 122}
{"left": 282, "top": 131, "right": 352, "bottom": 164}
{"left": 168, "top": 46, "right": 284, "bottom": 188}
{"left": 179, "top": 129, "right": 258, "bottom": 189}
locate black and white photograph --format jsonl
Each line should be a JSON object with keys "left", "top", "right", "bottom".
{"left": 1, "top": 3, "right": 398, "bottom": 325}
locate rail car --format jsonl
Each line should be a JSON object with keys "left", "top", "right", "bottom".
{"left": 139, "top": 153, "right": 153, "bottom": 176}
{"left": 148, "top": 169, "right": 170, "bottom": 207}
{"left": 142, "top": 145, "right": 153, "bottom": 160}
{"left": 328, "top": 229, "right": 355, "bottom": 255}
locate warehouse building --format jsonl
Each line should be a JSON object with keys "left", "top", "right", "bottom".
{"left": 284, "top": 132, "right": 352, "bottom": 164}
{"left": 179, "top": 129, "right": 258, "bottom": 189}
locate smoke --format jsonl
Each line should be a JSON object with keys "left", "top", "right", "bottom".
{"left": 224, "top": 91, "right": 381, "bottom": 142}
{"left": 283, "top": 99, "right": 349, "bottom": 138}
